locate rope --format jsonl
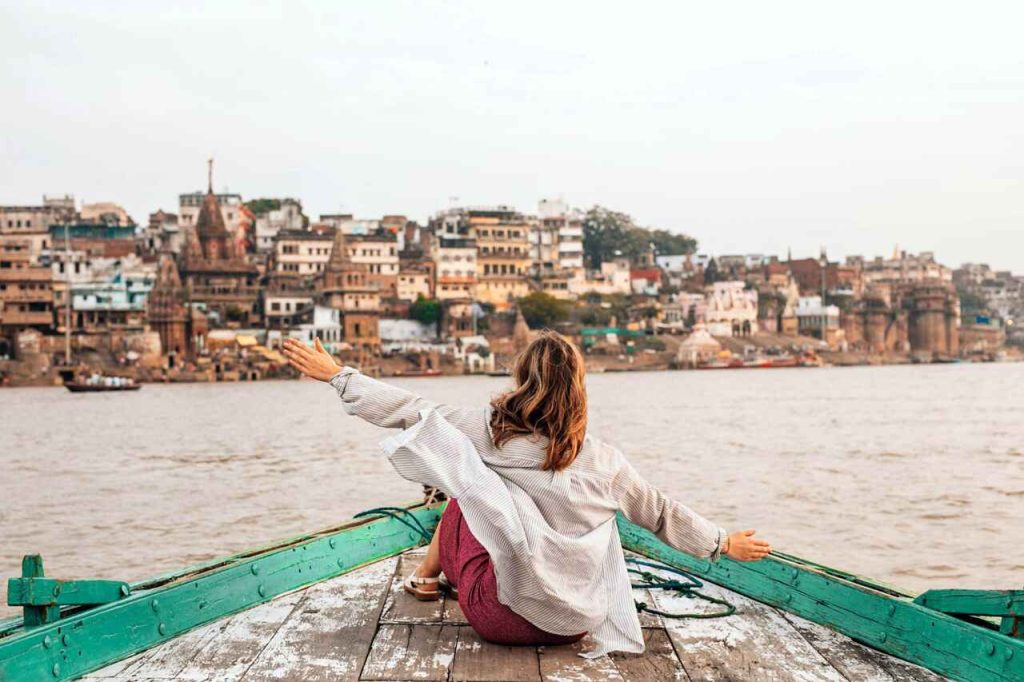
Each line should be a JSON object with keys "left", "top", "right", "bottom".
{"left": 626, "top": 557, "right": 736, "bottom": 619}
{"left": 353, "top": 507, "right": 434, "bottom": 543}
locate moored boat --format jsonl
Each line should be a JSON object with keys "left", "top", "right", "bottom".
{"left": 1, "top": 497, "right": 1020, "bottom": 681}
{"left": 64, "top": 376, "right": 141, "bottom": 393}
{"left": 390, "top": 368, "right": 443, "bottom": 378}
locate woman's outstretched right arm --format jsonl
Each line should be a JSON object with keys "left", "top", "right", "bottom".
{"left": 284, "top": 338, "right": 469, "bottom": 430}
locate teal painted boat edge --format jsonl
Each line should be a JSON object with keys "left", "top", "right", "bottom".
{"left": 0, "top": 505, "right": 442, "bottom": 682}
{"left": 618, "top": 515, "right": 1024, "bottom": 682}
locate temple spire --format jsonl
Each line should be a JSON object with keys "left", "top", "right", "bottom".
{"left": 207, "top": 158, "right": 214, "bottom": 193}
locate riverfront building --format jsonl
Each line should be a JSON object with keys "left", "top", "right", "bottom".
{"left": 179, "top": 166, "right": 261, "bottom": 327}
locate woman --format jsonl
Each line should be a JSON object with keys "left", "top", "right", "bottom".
{"left": 284, "top": 331, "right": 770, "bottom": 656}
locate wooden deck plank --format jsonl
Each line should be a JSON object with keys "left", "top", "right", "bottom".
{"left": 119, "top": 617, "right": 229, "bottom": 680}
{"left": 782, "top": 612, "right": 948, "bottom": 682}
{"left": 174, "top": 591, "right": 304, "bottom": 681}
{"left": 82, "top": 650, "right": 155, "bottom": 679}
{"left": 443, "top": 592, "right": 469, "bottom": 625}
{"left": 654, "top": 578, "right": 844, "bottom": 681}
{"left": 609, "top": 628, "right": 688, "bottom": 681}
{"left": 538, "top": 640, "right": 624, "bottom": 681}
{"left": 360, "top": 623, "right": 458, "bottom": 681}
{"left": 451, "top": 627, "right": 541, "bottom": 681}
{"left": 380, "top": 552, "right": 445, "bottom": 625}
{"left": 240, "top": 556, "right": 397, "bottom": 682}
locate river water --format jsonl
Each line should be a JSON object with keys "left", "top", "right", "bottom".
{"left": 2, "top": 364, "right": 1022, "bottom": 618}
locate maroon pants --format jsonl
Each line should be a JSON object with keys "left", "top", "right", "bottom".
{"left": 438, "top": 499, "right": 585, "bottom": 646}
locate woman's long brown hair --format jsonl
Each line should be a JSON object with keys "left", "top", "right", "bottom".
{"left": 489, "top": 330, "right": 587, "bottom": 471}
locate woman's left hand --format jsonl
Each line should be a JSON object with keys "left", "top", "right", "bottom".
{"left": 283, "top": 338, "right": 342, "bottom": 382}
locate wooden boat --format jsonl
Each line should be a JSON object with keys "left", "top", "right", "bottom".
{"left": 64, "top": 381, "right": 141, "bottom": 393}
{"left": 1, "top": 499, "right": 1021, "bottom": 681}
{"left": 390, "top": 369, "right": 443, "bottom": 378}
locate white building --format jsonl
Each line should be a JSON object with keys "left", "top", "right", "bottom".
{"left": 433, "top": 240, "right": 477, "bottom": 300}
{"left": 536, "top": 198, "right": 584, "bottom": 276}
{"left": 454, "top": 334, "right": 495, "bottom": 373}
{"left": 273, "top": 230, "right": 334, "bottom": 276}
{"left": 568, "top": 260, "right": 631, "bottom": 297}
{"left": 254, "top": 199, "right": 305, "bottom": 253}
{"left": 795, "top": 295, "right": 840, "bottom": 337}
{"left": 292, "top": 305, "right": 344, "bottom": 347}
{"left": 705, "top": 281, "right": 758, "bottom": 337}
{"left": 397, "top": 266, "right": 433, "bottom": 302}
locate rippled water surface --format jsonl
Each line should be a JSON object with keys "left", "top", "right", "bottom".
{"left": 2, "top": 364, "right": 1022, "bottom": 617}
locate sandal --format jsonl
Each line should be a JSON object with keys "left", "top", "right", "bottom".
{"left": 403, "top": 574, "right": 441, "bottom": 601}
{"left": 439, "top": 573, "right": 459, "bottom": 599}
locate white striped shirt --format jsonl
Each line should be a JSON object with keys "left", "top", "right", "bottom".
{"left": 330, "top": 368, "right": 727, "bottom": 656}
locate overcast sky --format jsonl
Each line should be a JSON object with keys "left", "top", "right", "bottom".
{"left": 2, "top": 1, "right": 1023, "bottom": 271}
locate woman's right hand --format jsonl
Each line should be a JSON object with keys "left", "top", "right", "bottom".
{"left": 725, "top": 529, "right": 771, "bottom": 561}
{"left": 284, "top": 338, "right": 343, "bottom": 382}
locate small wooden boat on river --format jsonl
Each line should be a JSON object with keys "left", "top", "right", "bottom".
{"left": 64, "top": 375, "right": 140, "bottom": 393}
{"left": 2, "top": 499, "right": 1021, "bottom": 681}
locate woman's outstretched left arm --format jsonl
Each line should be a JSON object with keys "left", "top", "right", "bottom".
{"left": 614, "top": 458, "right": 771, "bottom": 562}
{"left": 283, "top": 338, "right": 469, "bottom": 430}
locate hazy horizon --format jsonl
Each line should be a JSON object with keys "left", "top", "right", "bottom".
{"left": 3, "top": 1, "right": 1023, "bottom": 271}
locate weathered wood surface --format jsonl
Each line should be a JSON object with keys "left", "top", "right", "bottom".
{"left": 242, "top": 556, "right": 397, "bottom": 681}
{"left": 89, "top": 548, "right": 947, "bottom": 682}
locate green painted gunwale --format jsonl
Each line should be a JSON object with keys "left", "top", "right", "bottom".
{"left": 0, "top": 504, "right": 443, "bottom": 681}
{"left": 617, "top": 516, "right": 1024, "bottom": 682}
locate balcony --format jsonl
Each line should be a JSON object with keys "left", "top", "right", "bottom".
{"left": 478, "top": 251, "right": 530, "bottom": 261}
{"left": 1, "top": 290, "right": 54, "bottom": 303}
{"left": 0, "top": 310, "right": 54, "bottom": 326}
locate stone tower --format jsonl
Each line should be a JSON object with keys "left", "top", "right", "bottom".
{"left": 908, "top": 284, "right": 959, "bottom": 357}
{"left": 318, "top": 229, "right": 381, "bottom": 352}
{"left": 147, "top": 252, "right": 189, "bottom": 360}
{"left": 194, "top": 160, "right": 234, "bottom": 262}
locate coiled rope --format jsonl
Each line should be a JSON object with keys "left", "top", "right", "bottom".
{"left": 626, "top": 557, "right": 735, "bottom": 619}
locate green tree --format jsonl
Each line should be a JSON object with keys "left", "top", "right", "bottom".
{"left": 244, "top": 198, "right": 282, "bottom": 215}
{"left": 410, "top": 296, "right": 441, "bottom": 326}
{"left": 582, "top": 206, "right": 697, "bottom": 267}
{"left": 517, "top": 292, "right": 570, "bottom": 328}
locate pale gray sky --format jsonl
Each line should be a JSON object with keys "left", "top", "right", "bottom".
{"left": 2, "top": 1, "right": 1023, "bottom": 271}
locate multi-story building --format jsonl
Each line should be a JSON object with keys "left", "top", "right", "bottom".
{"left": 144, "top": 210, "right": 181, "bottom": 254}
{"left": 0, "top": 237, "right": 54, "bottom": 351}
{"left": 432, "top": 237, "right": 477, "bottom": 301}
{"left": 854, "top": 250, "right": 952, "bottom": 286}
{"left": 534, "top": 199, "right": 584, "bottom": 280}
{"left": 469, "top": 207, "right": 531, "bottom": 310}
{"left": 397, "top": 261, "right": 434, "bottom": 302}
{"left": 0, "top": 195, "right": 76, "bottom": 234}
{"left": 273, "top": 229, "right": 334, "bottom": 277}
{"left": 349, "top": 233, "right": 399, "bottom": 298}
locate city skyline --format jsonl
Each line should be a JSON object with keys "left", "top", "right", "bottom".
{"left": 3, "top": 1, "right": 1024, "bottom": 271}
